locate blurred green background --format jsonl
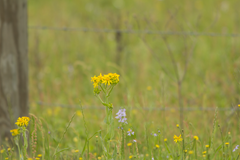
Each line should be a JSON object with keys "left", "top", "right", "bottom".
{"left": 27, "top": 0, "right": 240, "bottom": 155}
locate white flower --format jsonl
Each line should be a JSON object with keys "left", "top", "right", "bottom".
{"left": 115, "top": 109, "right": 128, "bottom": 124}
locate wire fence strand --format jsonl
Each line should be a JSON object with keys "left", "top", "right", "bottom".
{"left": 29, "top": 26, "right": 240, "bottom": 37}
{"left": 35, "top": 101, "right": 238, "bottom": 111}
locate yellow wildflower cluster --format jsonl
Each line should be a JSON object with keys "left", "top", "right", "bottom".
{"left": 173, "top": 134, "right": 183, "bottom": 143}
{"left": 91, "top": 73, "right": 120, "bottom": 88}
{"left": 10, "top": 129, "right": 19, "bottom": 136}
{"left": 15, "top": 116, "right": 30, "bottom": 127}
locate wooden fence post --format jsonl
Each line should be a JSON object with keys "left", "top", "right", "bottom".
{"left": 0, "top": 0, "right": 28, "bottom": 143}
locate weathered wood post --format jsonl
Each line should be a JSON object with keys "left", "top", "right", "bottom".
{"left": 0, "top": 0, "right": 28, "bottom": 143}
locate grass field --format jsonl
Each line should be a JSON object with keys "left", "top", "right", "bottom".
{"left": 1, "top": 0, "right": 240, "bottom": 159}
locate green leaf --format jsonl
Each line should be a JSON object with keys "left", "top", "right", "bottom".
{"left": 212, "top": 144, "right": 222, "bottom": 158}
{"left": 53, "top": 148, "right": 69, "bottom": 156}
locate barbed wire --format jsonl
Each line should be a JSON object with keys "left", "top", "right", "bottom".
{"left": 35, "top": 101, "right": 237, "bottom": 111}
{"left": 29, "top": 26, "right": 240, "bottom": 37}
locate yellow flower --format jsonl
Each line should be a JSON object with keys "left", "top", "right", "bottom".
{"left": 1, "top": 149, "right": 5, "bottom": 153}
{"left": 188, "top": 150, "right": 194, "bottom": 154}
{"left": 76, "top": 110, "right": 82, "bottom": 117}
{"left": 238, "top": 104, "right": 240, "bottom": 107}
{"left": 27, "top": 158, "right": 33, "bottom": 160}
{"left": 98, "top": 73, "right": 104, "bottom": 82}
{"left": 75, "top": 150, "right": 79, "bottom": 153}
{"left": 164, "top": 138, "right": 167, "bottom": 142}
{"left": 102, "top": 74, "right": 112, "bottom": 86}
{"left": 203, "top": 155, "right": 206, "bottom": 157}
{"left": 205, "top": 145, "right": 209, "bottom": 148}
{"left": 184, "top": 150, "right": 187, "bottom": 153}
{"left": 176, "top": 124, "right": 179, "bottom": 128}
{"left": 7, "top": 148, "right": 11, "bottom": 151}
{"left": 10, "top": 129, "right": 19, "bottom": 136}
{"left": 98, "top": 157, "right": 102, "bottom": 160}
{"left": 202, "top": 151, "right": 207, "bottom": 154}
{"left": 73, "top": 137, "right": 78, "bottom": 142}
{"left": 156, "top": 144, "right": 160, "bottom": 148}
{"left": 129, "top": 155, "right": 133, "bottom": 159}
{"left": 79, "top": 158, "right": 83, "bottom": 160}
{"left": 15, "top": 117, "right": 30, "bottom": 127}
{"left": 91, "top": 76, "right": 100, "bottom": 88}
{"left": 147, "top": 86, "right": 152, "bottom": 91}
{"left": 225, "top": 142, "right": 229, "bottom": 145}
{"left": 127, "top": 143, "right": 132, "bottom": 146}
{"left": 108, "top": 73, "right": 120, "bottom": 84}
{"left": 37, "top": 154, "right": 42, "bottom": 157}
{"left": 5, "top": 158, "right": 8, "bottom": 160}
{"left": 146, "top": 154, "right": 149, "bottom": 157}
{"left": 173, "top": 134, "right": 183, "bottom": 143}
{"left": 194, "top": 136, "right": 199, "bottom": 140}
{"left": 35, "top": 158, "right": 40, "bottom": 160}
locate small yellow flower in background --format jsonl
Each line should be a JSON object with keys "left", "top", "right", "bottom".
{"left": 238, "top": 104, "right": 240, "bottom": 107}
{"left": 156, "top": 144, "right": 160, "bottom": 148}
{"left": 202, "top": 151, "right": 207, "bottom": 154}
{"left": 37, "top": 154, "right": 42, "bottom": 157}
{"left": 127, "top": 143, "right": 132, "bottom": 146}
{"left": 27, "top": 158, "right": 33, "bottom": 160}
{"left": 76, "top": 110, "right": 82, "bottom": 117}
{"left": 7, "top": 148, "right": 11, "bottom": 151}
{"left": 225, "top": 142, "right": 229, "bottom": 145}
{"left": 228, "top": 132, "right": 231, "bottom": 135}
{"left": 184, "top": 150, "right": 187, "bottom": 153}
{"left": 203, "top": 155, "right": 206, "bottom": 157}
{"left": 147, "top": 86, "right": 152, "bottom": 91}
{"left": 47, "top": 108, "right": 52, "bottom": 116}
{"left": 10, "top": 129, "right": 19, "bottom": 136}
{"left": 75, "top": 150, "right": 79, "bottom": 153}
{"left": 206, "top": 145, "right": 209, "bottom": 148}
{"left": 129, "top": 155, "right": 133, "bottom": 159}
{"left": 98, "top": 157, "right": 102, "bottom": 160}
{"left": 94, "top": 153, "right": 97, "bottom": 156}
{"left": 194, "top": 136, "right": 199, "bottom": 141}
{"left": 73, "top": 137, "right": 78, "bottom": 142}
{"left": 164, "top": 138, "right": 167, "bottom": 142}
{"left": 176, "top": 124, "right": 179, "bottom": 128}
{"left": 79, "top": 157, "right": 83, "bottom": 160}
{"left": 35, "top": 158, "right": 40, "bottom": 160}
{"left": 146, "top": 154, "right": 149, "bottom": 157}
{"left": 5, "top": 158, "right": 8, "bottom": 160}
{"left": 132, "top": 109, "right": 137, "bottom": 115}
{"left": 188, "top": 150, "right": 194, "bottom": 154}
{"left": 173, "top": 134, "right": 183, "bottom": 143}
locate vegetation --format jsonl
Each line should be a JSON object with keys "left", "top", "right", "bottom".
{"left": 1, "top": 0, "right": 240, "bottom": 159}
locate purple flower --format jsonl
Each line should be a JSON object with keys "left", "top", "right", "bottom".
{"left": 115, "top": 109, "right": 128, "bottom": 124}
{"left": 233, "top": 145, "right": 239, "bottom": 152}
{"left": 133, "top": 139, "right": 137, "bottom": 143}
{"left": 153, "top": 133, "right": 157, "bottom": 137}
{"left": 127, "top": 129, "right": 134, "bottom": 136}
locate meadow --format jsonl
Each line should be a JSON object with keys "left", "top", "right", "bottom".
{"left": 1, "top": 0, "right": 240, "bottom": 159}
